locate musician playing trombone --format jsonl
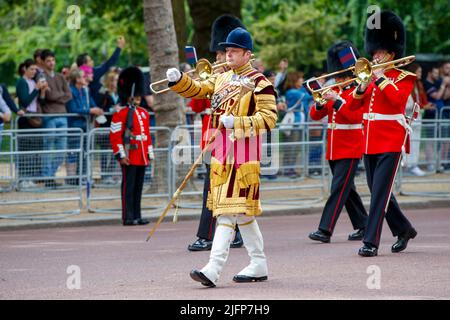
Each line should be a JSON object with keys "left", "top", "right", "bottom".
{"left": 166, "top": 27, "right": 278, "bottom": 287}
{"left": 307, "top": 41, "right": 368, "bottom": 244}
{"left": 348, "top": 10, "right": 417, "bottom": 257}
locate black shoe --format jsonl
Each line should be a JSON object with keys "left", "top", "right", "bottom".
{"left": 190, "top": 269, "right": 215, "bottom": 287}
{"left": 123, "top": 219, "right": 138, "bottom": 226}
{"left": 137, "top": 218, "right": 150, "bottom": 225}
{"left": 308, "top": 230, "right": 331, "bottom": 243}
{"left": 348, "top": 228, "right": 365, "bottom": 241}
{"left": 233, "top": 274, "right": 268, "bottom": 283}
{"left": 392, "top": 228, "right": 417, "bottom": 253}
{"left": 230, "top": 230, "right": 243, "bottom": 248}
{"left": 358, "top": 244, "right": 378, "bottom": 257}
{"left": 188, "top": 238, "right": 212, "bottom": 251}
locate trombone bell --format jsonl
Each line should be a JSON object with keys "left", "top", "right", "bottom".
{"left": 195, "top": 59, "right": 214, "bottom": 81}
{"left": 354, "top": 58, "right": 372, "bottom": 83}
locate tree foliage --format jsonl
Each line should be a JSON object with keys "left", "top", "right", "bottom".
{"left": 249, "top": 2, "right": 347, "bottom": 73}
{"left": 243, "top": 0, "right": 449, "bottom": 73}
{"left": 0, "top": 0, "right": 448, "bottom": 86}
{"left": 0, "top": 0, "right": 148, "bottom": 85}
{"left": 187, "top": 0, "right": 241, "bottom": 61}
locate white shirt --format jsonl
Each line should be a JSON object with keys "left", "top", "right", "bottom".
{"left": 25, "top": 77, "right": 38, "bottom": 112}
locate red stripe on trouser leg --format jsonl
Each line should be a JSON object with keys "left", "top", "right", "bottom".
{"left": 328, "top": 159, "right": 354, "bottom": 232}
{"left": 121, "top": 166, "right": 126, "bottom": 223}
{"left": 208, "top": 217, "right": 215, "bottom": 240}
{"left": 375, "top": 153, "right": 401, "bottom": 244}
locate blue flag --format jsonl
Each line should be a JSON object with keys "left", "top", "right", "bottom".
{"left": 185, "top": 46, "right": 198, "bottom": 65}
{"left": 338, "top": 47, "right": 357, "bottom": 68}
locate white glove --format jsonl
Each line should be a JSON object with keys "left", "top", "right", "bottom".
{"left": 358, "top": 81, "right": 369, "bottom": 92}
{"left": 220, "top": 114, "right": 234, "bottom": 129}
{"left": 166, "top": 68, "right": 181, "bottom": 83}
{"left": 148, "top": 145, "right": 155, "bottom": 160}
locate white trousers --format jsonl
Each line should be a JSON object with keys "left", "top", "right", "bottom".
{"left": 200, "top": 214, "right": 268, "bottom": 284}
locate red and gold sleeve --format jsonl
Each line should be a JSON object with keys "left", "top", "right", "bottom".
{"left": 233, "top": 82, "right": 278, "bottom": 139}
{"left": 169, "top": 73, "right": 216, "bottom": 99}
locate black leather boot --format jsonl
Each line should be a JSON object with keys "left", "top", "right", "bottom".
{"left": 392, "top": 228, "right": 417, "bottom": 253}
{"left": 308, "top": 230, "right": 331, "bottom": 243}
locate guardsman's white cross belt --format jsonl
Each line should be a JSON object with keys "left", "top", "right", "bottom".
{"left": 327, "top": 123, "right": 362, "bottom": 130}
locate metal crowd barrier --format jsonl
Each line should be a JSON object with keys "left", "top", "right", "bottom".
{"left": 0, "top": 128, "right": 84, "bottom": 219}
{"left": 13, "top": 113, "right": 92, "bottom": 130}
{"left": 398, "top": 117, "right": 450, "bottom": 198}
{"left": 2, "top": 112, "right": 449, "bottom": 220}
{"left": 85, "top": 126, "right": 172, "bottom": 214}
{"left": 170, "top": 122, "right": 327, "bottom": 209}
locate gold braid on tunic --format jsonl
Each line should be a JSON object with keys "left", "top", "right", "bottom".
{"left": 170, "top": 62, "right": 278, "bottom": 216}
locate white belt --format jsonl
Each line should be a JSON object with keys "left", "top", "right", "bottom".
{"left": 131, "top": 134, "right": 147, "bottom": 141}
{"left": 363, "top": 112, "right": 410, "bottom": 132}
{"left": 327, "top": 123, "right": 362, "bottom": 130}
{"left": 363, "top": 112, "right": 413, "bottom": 162}
{"left": 204, "top": 109, "right": 212, "bottom": 115}
{"left": 363, "top": 113, "right": 404, "bottom": 121}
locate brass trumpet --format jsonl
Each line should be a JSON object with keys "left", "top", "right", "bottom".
{"left": 150, "top": 55, "right": 256, "bottom": 94}
{"left": 149, "top": 59, "right": 225, "bottom": 94}
{"left": 306, "top": 55, "right": 416, "bottom": 104}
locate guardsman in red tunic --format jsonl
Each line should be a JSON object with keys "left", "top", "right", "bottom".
{"left": 308, "top": 41, "right": 368, "bottom": 244}
{"left": 110, "top": 66, "right": 154, "bottom": 226}
{"left": 187, "top": 14, "right": 244, "bottom": 252}
{"left": 349, "top": 11, "right": 417, "bottom": 257}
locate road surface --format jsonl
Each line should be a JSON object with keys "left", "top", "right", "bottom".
{"left": 1, "top": 207, "right": 449, "bottom": 300}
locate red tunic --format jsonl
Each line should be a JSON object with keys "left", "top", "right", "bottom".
{"left": 109, "top": 106, "right": 153, "bottom": 166}
{"left": 348, "top": 68, "right": 416, "bottom": 154}
{"left": 310, "top": 86, "right": 364, "bottom": 160}
{"left": 188, "top": 98, "right": 212, "bottom": 150}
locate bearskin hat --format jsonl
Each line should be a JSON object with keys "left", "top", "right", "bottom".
{"left": 210, "top": 14, "right": 245, "bottom": 52}
{"left": 327, "top": 40, "right": 361, "bottom": 74}
{"left": 364, "top": 10, "right": 406, "bottom": 59}
{"left": 118, "top": 66, "right": 144, "bottom": 104}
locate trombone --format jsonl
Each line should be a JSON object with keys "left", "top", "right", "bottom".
{"left": 306, "top": 55, "right": 416, "bottom": 105}
{"left": 150, "top": 55, "right": 256, "bottom": 94}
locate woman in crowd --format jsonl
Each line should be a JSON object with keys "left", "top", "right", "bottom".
{"left": 15, "top": 59, "right": 49, "bottom": 188}
{"left": 281, "top": 71, "right": 312, "bottom": 177}
{"left": 97, "top": 68, "right": 121, "bottom": 184}
{"left": 65, "top": 68, "right": 104, "bottom": 185}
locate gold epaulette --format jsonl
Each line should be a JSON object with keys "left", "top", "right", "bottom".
{"left": 394, "top": 68, "right": 417, "bottom": 84}
{"left": 254, "top": 77, "right": 272, "bottom": 93}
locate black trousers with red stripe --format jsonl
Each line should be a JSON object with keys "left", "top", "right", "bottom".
{"left": 195, "top": 164, "right": 240, "bottom": 240}
{"left": 196, "top": 164, "right": 216, "bottom": 240}
{"left": 363, "top": 153, "right": 413, "bottom": 248}
{"left": 121, "top": 164, "right": 146, "bottom": 223}
{"left": 319, "top": 158, "right": 368, "bottom": 235}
